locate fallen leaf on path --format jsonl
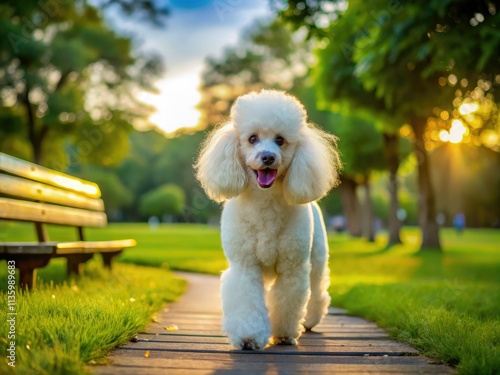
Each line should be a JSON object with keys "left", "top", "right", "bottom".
{"left": 144, "top": 350, "right": 150, "bottom": 358}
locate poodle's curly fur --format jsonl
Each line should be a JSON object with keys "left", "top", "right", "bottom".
{"left": 195, "top": 90, "right": 341, "bottom": 350}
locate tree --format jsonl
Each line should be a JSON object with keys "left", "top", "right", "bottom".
{"left": 198, "top": 19, "right": 306, "bottom": 127}
{"left": 0, "top": 1, "right": 164, "bottom": 167}
{"left": 96, "top": 0, "right": 169, "bottom": 26}
{"left": 278, "top": 0, "right": 500, "bottom": 250}
{"left": 276, "top": 2, "right": 409, "bottom": 246}
{"left": 139, "top": 184, "right": 186, "bottom": 219}
{"left": 333, "top": 115, "right": 386, "bottom": 241}
{"left": 382, "top": 133, "right": 407, "bottom": 245}
{"left": 109, "top": 129, "right": 220, "bottom": 223}
{"left": 431, "top": 143, "right": 500, "bottom": 227}
{"left": 297, "top": 86, "right": 387, "bottom": 239}
{"left": 346, "top": 0, "right": 499, "bottom": 249}
{"left": 79, "top": 166, "right": 133, "bottom": 220}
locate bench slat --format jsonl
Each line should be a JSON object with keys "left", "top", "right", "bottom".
{"left": 0, "top": 174, "right": 105, "bottom": 211}
{"left": 0, "top": 240, "right": 136, "bottom": 255}
{"left": 56, "top": 239, "right": 137, "bottom": 254}
{"left": 0, "top": 242, "right": 57, "bottom": 254}
{"left": 0, "top": 197, "right": 107, "bottom": 227}
{"left": 0, "top": 153, "right": 101, "bottom": 198}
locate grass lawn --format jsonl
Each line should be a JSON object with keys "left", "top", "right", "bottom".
{"left": 0, "top": 222, "right": 186, "bottom": 375}
{"left": 328, "top": 229, "right": 500, "bottom": 375}
{"left": 1, "top": 221, "right": 499, "bottom": 374}
{"left": 0, "top": 221, "right": 227, "bottom": 275}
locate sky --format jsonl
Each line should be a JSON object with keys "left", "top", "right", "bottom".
{"left": 108, "top": 0, "right": 273, "bottom": 134}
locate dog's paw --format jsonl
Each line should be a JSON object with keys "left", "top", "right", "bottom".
{"left": 271, "top": 337, "right": 298, "bottom": 346}
{"left": 303, "top": 314, "right": 322, "bottom": 331}
{"left": 240, "top": 338, "right": 260, "bottom": 350}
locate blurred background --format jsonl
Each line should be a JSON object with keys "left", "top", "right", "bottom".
{"left": 0, "top": 0, "right": 499, "bottom": 251}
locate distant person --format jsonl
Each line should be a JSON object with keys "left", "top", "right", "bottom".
{"left": 148, "top": 216, "right": 159, "bottom": 230}
{"left": 331, "top": 215, "right": 346, "bottom": 232}
{"left": 436, "top": 212, "right": 446, "bottom": 226}
{"left": 397, "top": 208, "right": 407, "bottom": 223}
{"left": 453, "top": 213, "right": 465, "bottom": 235}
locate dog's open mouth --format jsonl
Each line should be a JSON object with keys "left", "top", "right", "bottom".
{"left": 253, "top": 168, "right": 278, "bottom": 189}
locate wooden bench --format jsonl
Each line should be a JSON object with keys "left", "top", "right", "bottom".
{"left": 0, "top": 152, "right": 136, "bottom": 289}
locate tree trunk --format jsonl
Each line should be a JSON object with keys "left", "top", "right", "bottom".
{"left": 22, "top": 87, "right": 43, "bottom": 164}
{"left": 383, "top": 133, "right": 402, "bottom": 246}
{"left": 338, "top": 175, "right": 362, "bottom": 237}
{"left": 362, "top": 176, "right": 375, "bottom": 242}
{"left": 411, "top": 118, "right": 442, "bottom": 251}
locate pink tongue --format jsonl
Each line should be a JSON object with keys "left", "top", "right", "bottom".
{"left": 257, "top": 169, "right": 277, "bottom": 186}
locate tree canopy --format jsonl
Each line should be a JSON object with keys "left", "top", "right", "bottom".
{"left": 278, "top": 0, "right": 500, "bottom": 249}
{"left": 0, "top": 0, "right": 164, "bottom": 167}
{"left": 139, "top": 183, "right": 186, "bottom": 218}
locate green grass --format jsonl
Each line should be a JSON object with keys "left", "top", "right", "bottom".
{"left": 0, "top": 221, "right": 227, "bottom": 275}
{"left": 1, "top": 221, "right": 499, "bottom": 374}
{"left": 327, "top": 229, "right": 500, "bottom": 375}
{"left": 0, "top": 233, "right": 186, "bottom": 374}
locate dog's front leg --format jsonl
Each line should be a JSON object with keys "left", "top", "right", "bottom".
{"left": 268, "top": 262, "right": 310, "bottom": 345}
{"left": 220, "top": 263, "right": 270, "bottom": 350}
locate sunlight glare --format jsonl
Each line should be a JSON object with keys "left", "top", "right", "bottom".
{"left": 439, "top": 119, "right": 467, "bottom": 144}
{"left": 459, "top": 102, "right": 479, "bottom": 115}
{"left": 138, "top": 74, "right": 202, "bottom": 134}
{"left": 439, "top": 130, "right": 450, "bottom": 142}
{"left": 449, "top": 119, "right": 467, "bottom": 143}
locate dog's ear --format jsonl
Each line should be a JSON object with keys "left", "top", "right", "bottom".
{"left": 195, "top": 123, "right": 247, "bottom": 203}
{"left": 283, "top": 125, "right": 341, "bottom": 205}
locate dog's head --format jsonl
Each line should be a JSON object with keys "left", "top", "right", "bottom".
{"left": 195, "top": 90, "right": 340, "bottom": 204}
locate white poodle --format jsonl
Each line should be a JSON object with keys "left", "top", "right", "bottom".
{"left": 195, "top": 90, "right": 340, "bottom": 350}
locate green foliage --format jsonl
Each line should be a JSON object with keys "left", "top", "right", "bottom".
{"left": 79, "top": 166, "right": 133, "bottom": 214}
{"left": 0, "top": 1, "right": 163, "bottom": 166}
{"left": 139, "top": 184, "right": 186, "bottom": 218}
{"left": 431, "top": 143, "right": 500, "bottom": 226}
{"left": 371, "top": 189, "right": 389, "bottom": 220}
{"left": 319, "top": 189, "right": 343, "bottom": 217}
{"left": 348, "top": 0, "right": 499, "bottom": 117}
{"left": 97, "top": 0, "right": 169, "bottom": 26}
{"left": 334, "top": 114, "right": 386, "bottom": 177}
{"left": 0, "top": 261, "right": 185, "bottom": 375}
{"left": 116, "top": 130, "right": 167, "bottom": 197}
{"left": 280, "top": 0, "right": 499, "bottom": 118}
{"left": 0, "top": 107, "right": 30, "bottom": 159}
{"left": 279, "top": 0, "right": 500, "bottom": 249}
{"left": 199, "top": 18, "right": 311, "bottom": 127}
{"left": 52, "top": 128, "right": 220, "bottom": 223}
{"left": 399, "top": 189, "right": 419, "bottom": 225}
{"left": 329, "top": 229, "right": 500, "bottom": 374}
{"left": 108, "top": 129, "right": 219, "bottom": 222}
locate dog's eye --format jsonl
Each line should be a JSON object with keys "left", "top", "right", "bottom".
{"left": 275, "top": 136, "right": 285, "bottom": 146}
{"left": 249, "top": 135, "right": 258, "bottom": 144}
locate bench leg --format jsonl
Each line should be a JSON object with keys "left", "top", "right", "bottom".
{"left": 101, "top": 250, "right": 123, "bottom": 270}
{"left": 66, "top": 254, "right": 94, "bottom": 277}
{"left": 16, "top": 256, "right": 52, "bottom": 290}
{"left": 20, "top": 267, "right": 36, "bottom": 290}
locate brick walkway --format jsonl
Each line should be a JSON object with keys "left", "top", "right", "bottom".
{"left": 94, "top": 272, "right": 455, "bottom": 374}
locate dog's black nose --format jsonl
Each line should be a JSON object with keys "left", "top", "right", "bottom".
{"left": 261, "top": 152, "right": 276, "bottom": 166}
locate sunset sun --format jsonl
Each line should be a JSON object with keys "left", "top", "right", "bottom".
{"left": 138, "top": 74, "right": 202, "bottom": 134}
